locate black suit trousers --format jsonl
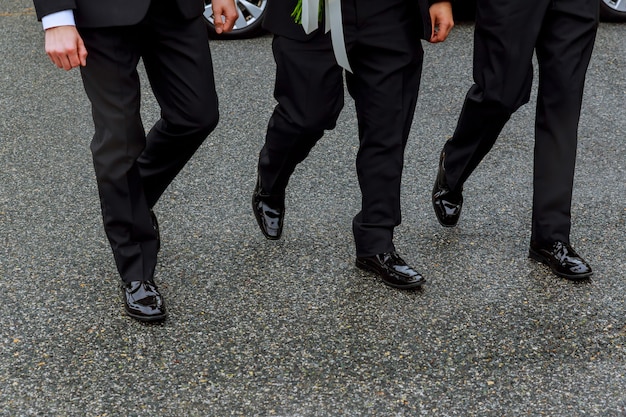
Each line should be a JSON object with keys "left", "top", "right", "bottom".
{"left": 443, "top": 0, "right": 598, "bottom": 245}
{"left": 257, "top": 0, "right": 423, "bottom": 257}
{"left": 79, "top": 0, "right": 218, "bottom": 282}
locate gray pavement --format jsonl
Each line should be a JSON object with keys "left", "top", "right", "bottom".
{"left": 1, "top": 2, "right": 626, "bottom": 416}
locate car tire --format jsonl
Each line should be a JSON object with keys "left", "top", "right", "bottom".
{"left": 204, "top": 0, "right": 268, "bottom": 39}
{"left": 600, "top": 0, "right": 626, "bottom": 21}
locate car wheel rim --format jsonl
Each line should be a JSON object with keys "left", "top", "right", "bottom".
{"left": 602, "top": 0, "right": 626, "bottom": 13}
{"left": 204, "top": 0, "right": 268, "bottom": 31}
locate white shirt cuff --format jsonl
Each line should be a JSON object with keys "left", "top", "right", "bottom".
{"left": 42, "top": 10, "right": 76, "bottom": 30}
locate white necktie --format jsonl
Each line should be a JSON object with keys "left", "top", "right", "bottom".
{"left": 300, "top": 0, "right": 352, "bottom": 73}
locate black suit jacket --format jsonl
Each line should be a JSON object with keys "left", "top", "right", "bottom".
{"left": 263, "top": 0, "right": 445, "bottom": 41}
{"left": 33, "top": 0, "right": 204, "bottom": 27}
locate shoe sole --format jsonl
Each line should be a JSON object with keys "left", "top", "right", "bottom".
{"left": 355, "top": 260, "right": 425, "bottom": 289}
{"left": 528, "top": 248, "right": 593, "bottom": 281}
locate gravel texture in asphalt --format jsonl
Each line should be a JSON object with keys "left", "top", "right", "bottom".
{"left": 1, "top": 2, "right": 625, "bottom": 416}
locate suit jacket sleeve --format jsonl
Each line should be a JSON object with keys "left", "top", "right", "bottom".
{"left": 33, "top": 0, "right": 201, "bottom": 27}
{"left": 33, "top": 0, "right": 76, "bottom": 21}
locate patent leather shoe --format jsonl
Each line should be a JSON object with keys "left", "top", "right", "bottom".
{"left": 252, "top": 178, "right": 284, "bottom": 240}
{"left": 356, "top": 251, "right": 425, "bottom": 289}
{"left": 432, "top": 151, "right": 463, "bottom": 227}
{"left": 529, "top": 240, "right": 593, "bottom": 281}
{"left": 150, "top": 210, "right": 160, "bottom": 253}
{"left": 122, "top": 280, "right": 167, "bottom": 322}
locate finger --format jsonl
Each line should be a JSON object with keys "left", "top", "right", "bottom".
{"left": 68, "top": 51, "right": 82, "bottom": 69}
{"left": 223, "top": 9, "right": 238, "bottom": 32}
{"left": 47, "top": 52, "right": 59, "bottom": 68}
{"left": 430, "top": 23, "right": 442, "bottom": 43}
{"left": 48, "top": 52, "right": 66, "bottom": 70}
{"left": 437, "top": 21, "right": 454, "bottom": 42}
{"left": 213, "top": 4, "right": 230, "bottom": 34}
{"left": 63, "top": 54, "right": 75, "bottom": 70}
{"left": 213, "top": 10, "right": 224, "bottom": 34}
{"left": 54, "top": 54, "right": 70, "bottom": 71}
{"left": 50, "top": 49, "right": 79, "bottom": 70}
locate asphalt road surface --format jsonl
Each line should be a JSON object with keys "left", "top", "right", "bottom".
{"left": 1, "top": 2, "right": 625, "bottom": 416}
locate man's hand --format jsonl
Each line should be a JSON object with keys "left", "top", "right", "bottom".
{"left": 428, "top": 1, "right": 454, "bottom": 43}
{"left": 211, "top": 0, "right": 239, "bottom": 34}
{"left": 44, "top": 25, "right": 87, "bottom": 71}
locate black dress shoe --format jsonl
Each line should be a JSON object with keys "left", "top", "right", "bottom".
{"left": 529, "top": 241, "right": 593, "bottom": 280}
{"left": 356, "top": 251, "right": 426, "bottom": 289}
{"left": 252, "top": 178, "right": 284, "bottom": 240}
{"left": 122, "top": 280, "right": 167, "bottom": 322}
{"left": 432, "top": 151, "right": 463, "bottom": 227}
{"left": 150, "top": 210, "right": 160, "bottom": 253}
